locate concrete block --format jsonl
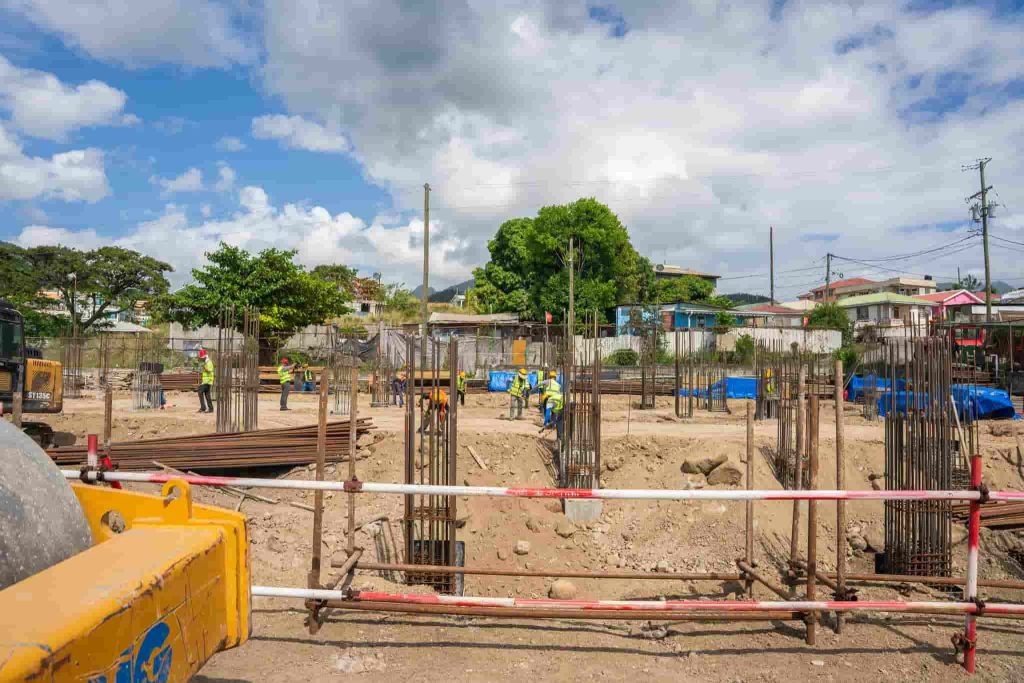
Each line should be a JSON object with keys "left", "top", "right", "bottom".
{"left": 563, "top": 499, "right": 603, "bottom": 522}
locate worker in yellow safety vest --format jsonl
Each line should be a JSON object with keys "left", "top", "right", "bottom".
{"left": 302, "top": 367, "right": 316, "bottom": 392}
{"left": 278, "top": 357, "right": 295, "bottom": 411}
{"left": 457, "top": 371, "right": 467, "bottom": 406}
{"left": 546, "top": 383, "right": 565, "bottom": 444}
{"left": 508, "top": 368, "right": 528, "bottom": 420}
{"left": 197, "top": 349, "right": 214, "bottom": 413}
{"left": 536, "top": 370, "right": 560, "bottom": 413}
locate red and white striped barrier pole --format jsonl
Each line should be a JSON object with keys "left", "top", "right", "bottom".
{"left": 62, "top": 469, "right": 1024, "bottom": 503}
{"left": 963, "top": 452, "right": 984, "bottom": 673}
{"left": 249, "top": 586, "right": 1024, "bottom": 616}
{"left": 86, "top": 434, "right": 99, "bottom": 468}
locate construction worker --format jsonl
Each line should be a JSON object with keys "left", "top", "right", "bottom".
{"left": 419, "top": 388, "right": 448, "bottom": 432}
{"left": 278, "top": 357, "right": 295, "bottom": 411}
{"left": 546, "top": 381, "right": 565, "bottom": 444}
{"left": 508, "top": 367, "right": 528, "bottom": 420}
{"left": 197, "top": 349, "right": 214, "bottom": 413}
{"left": 538, "top": 370, "right": 560, "bottom": 421}
{"left": 457, "top": 371, "right": 467, "bottom": 406}
{"left": 301, "top": 366, "right": 316, "bottom": 392}
{"left": 392, "top": 370, "right": 407, "bottom": 408}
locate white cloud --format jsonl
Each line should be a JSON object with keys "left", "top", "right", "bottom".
{"left": 151, "top": 167, "right": 204, "bottom": 196}
{"left": 14, "top": 185, "right": 468, "bottom": 288}
{"left": 251, "top": 114, "right": 349, "bottom": 153}
{"left": 0, "top": 54, "right": 128, "bottom": 141}
{"left": 216, "top": 136, "right": 246, "bottom": 152}
{"left": 200, "top": 203, "right": 212, "bottom": 217}
{"left": 214, "top": 162, "right": 236, "bottom": 192}
{"left": 254, "top": 0, "right": 1024, "bottom": 296}
{"left": 119, "top": 113, "right": 142, "bottom": 126}
{"left": 0, "top": 121, "right": 109, "bottom": 202}
{"left": 6, "top": 0, "right": 254, "bottom": 68}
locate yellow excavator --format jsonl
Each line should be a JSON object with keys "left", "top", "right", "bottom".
{"left": 0, "top": 298, "right": 68, "bottom": 446}
{"left": 0, "top": 421, "right": 251, "bottom": 681}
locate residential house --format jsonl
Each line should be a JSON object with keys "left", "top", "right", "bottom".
{"left": 350, "top": 278, "right": 385, "bottom": 318}
{"left": 839, "top": 293, "right": 938, "bottom": 332}
{"left": 800, "top": 276, "right": 938, "bottom": 303}
{"left": 913, "top": 290, "right": 983, "bottom": 322}
{"left": 734, "top": 304, "right": 806, "bottom": 328}
{"left": 422, "top": 311, "right": 521, "bottom": 339}
{"left": 615, "top": 302, "right": 758, "bottom": 335}
{"left": 652, "top": 264, "right": 720, "bottom": 287}
{"left": 779, "top": 299, "right": 817, "bottom": 312}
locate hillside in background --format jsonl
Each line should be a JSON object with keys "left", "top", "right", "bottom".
{"left": 723, "top": 292, "right": 771, "bottom": 305}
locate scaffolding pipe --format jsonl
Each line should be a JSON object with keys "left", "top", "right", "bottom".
{"left": 63, "top": 470, "right": 1023, "bottom": 503}
{"left": 250, "top": 587, "right": 1024, "bottom": 616}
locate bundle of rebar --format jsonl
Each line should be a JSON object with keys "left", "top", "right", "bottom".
{"left": 952, "top": 501, "right": 1024, "bottom": 529}
{"left": 48, "top": 419, "right": 374, "bottom": 470}
{"left": 159, "top": 372, "right": 200, "bottom": 391}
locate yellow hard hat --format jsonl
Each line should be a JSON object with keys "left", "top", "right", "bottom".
{"left": 549, "top": 370, "right": 557, "bottom": 378}
{"left": 519, "top": 368, "right": 527, "bottom": 375}
{"left": 459, "top": 371, "right": 465, "bottom": 377}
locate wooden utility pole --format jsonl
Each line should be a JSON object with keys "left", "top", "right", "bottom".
{"left": 567, "top": 235, "right": 575, "bottom": 366}
{"left": 769, "top": 226, "right": 775, "bottom": 306}
{"left": 964, "top": 158, "right": 994, "bottom": 323}
{"left": 824, "top": 253, "right": 832, "bottom": 302}
{"left": 421, "top": 183, "right": 431, "bottom": 336}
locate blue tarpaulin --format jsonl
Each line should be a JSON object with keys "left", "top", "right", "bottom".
{"left": 877, "top": 384, "right": 1017, "bottom": 420}
{"left": 678, "top": 376, "right": 758, "bottom": 399}
{"left": 848, "top": 375, "right": 904, "bottom": 402}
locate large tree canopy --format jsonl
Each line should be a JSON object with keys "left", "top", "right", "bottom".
{"left": 154, "top": 244, "right": 350, "bottom": 350}
{"left": 0, "top": 242, "right": 172, "bottom": 333}
{"left": 468, "top": 199, "right": 653, "bottom": 324}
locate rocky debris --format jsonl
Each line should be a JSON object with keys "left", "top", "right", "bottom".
{"left": 514, "top": 540, "right": 531, "bottom": 555}
{"left": 334, "top": 653, "right": 385, "bottom": 674}
{"left": 706, "top": 465, "right": 742, "bottom": 487}
{"left": 630, "top": 622, "right": 669, "bottom": 640}
{"left": 989, "top": 422, "right": 1017, "bottom": 438}
{"left": 847, "top": 534, "right": 868, "bottom": 552}
{"left": 497, "top": 548, "right": 509, "bottom": 560}
{"left": 548, "top": 579, "right": 577, "bottom": 599}
{"left": 863, "top": 531, "right": 884, "bottom": 553}
{"left": 681, "top": 453, "right": 727, "bottom": 476}
{"left": 526, "top": 517, "right": 540, "bottom": 532}
{"left": 555, "top": 520, "right": 577, "bottom": 538}
{"left": 655, "top": 560, "right": 671, "bottom": 572}
{"left": 605, "top": 458, "right": 623, "bottom": 471}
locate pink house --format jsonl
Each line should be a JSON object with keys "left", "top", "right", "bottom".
{"left": 914, "top": 289, "right": 983, "bottom": 320}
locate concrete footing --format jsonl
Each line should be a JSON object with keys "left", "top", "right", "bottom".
{"left": 564, "top": 499, "right": 603, "bottom": 522}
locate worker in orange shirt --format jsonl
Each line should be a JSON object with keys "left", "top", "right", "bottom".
{"left": 419, "top": 388, "right": 448, "bottom": 433}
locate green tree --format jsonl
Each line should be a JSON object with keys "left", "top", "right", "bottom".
{"left": 806, "top": 302, "right": 852, "bottom": 345}
{"left": 382, "top": 284, "right": 418, "bottom": 317}
{"left": 310, "top": 264, "right": 357, "bottom": 292}
{"left": 654, "top": 275, "right": 713, "bottom": 304}
{"left": 469, "top": 199, "right": 652, "bottom": 325}
{"left": 734, "top": 333, "right": 755, "bottom": 364}
{"left": 154, "top": 243, "right": 350, "bottom": 357}
{"left": 714, "top": 310, "right": 737, "bottom": 329}
{"left": 955, "top": 273, "right": 982, "bottom": 291}
{"left": 1, "top": 243, "right": 172, "bottom": 333}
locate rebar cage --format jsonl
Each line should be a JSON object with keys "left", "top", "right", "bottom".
{"left": 214, "top": 307, "right": 260, "bottom": 434}
{"left": 560, "top": 320, "right": 601, "bottom": 489}
{"left": 403, "top": 334, "right": 460, "bottom": 594}
{"left": 882, "top": 336, "right": 976, "bottom": 577}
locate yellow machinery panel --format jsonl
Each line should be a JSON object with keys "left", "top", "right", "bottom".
{"left": 0, "top": 480, "right": 250, "bottom": 682}
{"left": 24, "top": 357, "right": 63, "bottom": 413}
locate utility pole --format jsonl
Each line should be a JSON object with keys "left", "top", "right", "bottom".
{"left": 964, "top": 158, "right": 994, "bottom": 323}
{"left": 769, "top": 226, "right": 775, "bottom": 305}
{"left": 421, "top": 183, "right": 430, "bottom": 371}
{"left": 825, "top": 253, "right": 832, "bottom": 302}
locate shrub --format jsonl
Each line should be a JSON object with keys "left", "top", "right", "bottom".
{"left": 606, "top": 348, "right": 639, "bottom": 367}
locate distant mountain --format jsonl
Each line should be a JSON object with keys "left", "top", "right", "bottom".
{"left": 723, "top": 292, "right": 771, "bottom": 305}
{"left": 410, "top": 284, "right": 435, "bottom": 298}
{"left": 429, "top": 278, "right": 475, "bottom": 303}
{"left": 937, "top": 280, "right": 1014, "bottom": 294}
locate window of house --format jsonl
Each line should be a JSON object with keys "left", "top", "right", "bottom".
{"left": 360, "top": 302, "right": 371, "bottom": 313}
{"left": 891, "top": 306, "right": 901, "bottom": 319}
{"left": 856, "top": 306, "right": 869, "bottom": 321}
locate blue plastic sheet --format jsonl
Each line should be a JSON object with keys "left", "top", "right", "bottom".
{"left": 877, "top": 384, "right": 1017, "bottom": 420}
{"left": 678, "top": 376, "right": 758, "bottom": 399}
{"left": 848, "top": 375, "right": 904, "bottom": 402}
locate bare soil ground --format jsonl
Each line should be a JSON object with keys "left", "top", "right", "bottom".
{"left": 34, "top": 391, "right": 1024, "bottom": 681}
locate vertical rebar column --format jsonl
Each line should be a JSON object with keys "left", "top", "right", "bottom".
{"left": 307, "top": 367, "right": 329, "bottom": 635}
{"left": 834, "top": 358, "right": 847, "bottom": 634}
{"left": 745, "top": 401, "right": 754, "bottom": 597}
{"left": 347, "top": 365, "right": 359, "bottom": 554}
{"left": 788, "top": 365, "right": 806, "bottom": 580}
{"left": 404, "top": 335, "right": 416, "bottom": 569}
{"left": 806, "top": 395, "right": 820, "bottom": 645}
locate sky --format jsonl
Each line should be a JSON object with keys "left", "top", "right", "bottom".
{"left": 1, "top": 0, "right": 1023, "bottom": 301}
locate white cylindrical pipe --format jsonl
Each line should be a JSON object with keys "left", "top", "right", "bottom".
{"left": 61, "top": 470, "right": 1016, "bottom": 503}
{"left": 249, "top": 586, "right": 1024, "bottom": 615}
